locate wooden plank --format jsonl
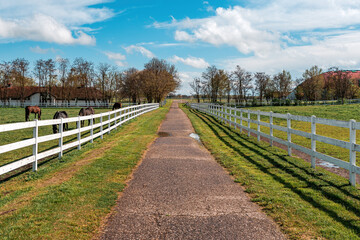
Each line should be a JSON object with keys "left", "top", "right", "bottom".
{"left": 316, "top": 117, "right": 349, "bottom": 128}
{"left": 314, "top": 134, "right": 349, "bottom": 149}
{"left": 0, "top": 138, "right": 35, "bottom": 154}
{"left": 0, "top": 155, "right": 35, "bottom": 175}
{"left": 0, "top": 121, "right": 35, "bottom": 132}
{"left": 289, "top": 128, "right": 311, "bottom": 138}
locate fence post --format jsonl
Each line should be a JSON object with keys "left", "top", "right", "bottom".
{"left": 234, "top": 109, "right": 237, "bottom": 130}
{"left": 257, "top": 110, "right": 260, "bottom": 142}
{"left": 59, "top": 118, "right": 63, "bottom": 159}
{"left": 247, "top": 109, "right": 250, "bottom": 137}
{"left": 270, "top": 111, "right": 273, "bottom": 147}
{"left": 90, "top": 115, "right": 94, "bottom": 143}
{"left": 287, "top": 113, "right": 292, "bottom": 156}
{"left": 240, "top": 109, "right": 243, "bottom": 133}
{"left": 100, "top": 113, "right": 103, "bottom": 139}
{"left": 115, "top": 112, "right": 117, "bottom": 129}
{"left": 32, "top": 119, "right": 38, "bottom": 171}
{"left": 77, "top": 116, "right": 81, "bottom": 150}
{"left": 108, "top": 112, "right": 111, "bottom": 134}
{"left": 349, "top": 119, "right": 356, "bottom": 186}
{"left": 311, "top": 115, "right": 316, "bottom": 168}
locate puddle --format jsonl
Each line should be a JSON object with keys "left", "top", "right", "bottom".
{"left": 318, "top": 161, "right": 339, "bottom": 168}
{"left": 158, "top": 132, "right": 171, "bottom": 137}
{"left": 189, "top": 133, "right": 201, "bottom": 142}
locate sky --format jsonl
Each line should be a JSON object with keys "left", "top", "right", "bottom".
{"left": 1, "top": 0, "right": 360, "bottom": 94}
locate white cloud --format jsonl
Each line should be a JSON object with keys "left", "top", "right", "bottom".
{"left": 30, "top": 46, "right": 57, "bottom": 54}
{"left": 124, "top": 45, "right": 155, "bottom": 58}
{"left": 178, "top": 71, "right": 202, "bottom": 95}
{"left": 170, "top": 55, "right": 209, "bottom": 69}
{"left": 104, "top": 51, "right": 126, "bottom": 67}
{"left": 0, "top": 1, "right": 114, "bottom": 45}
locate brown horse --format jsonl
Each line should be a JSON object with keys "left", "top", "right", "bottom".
{"left": 112, "top": 102, "right": 122, "bottom": 110}
{"left": 79, "top": 107, "right": 95, "bottom": 127}
{"left": 25, "top": 106, "right": 41, "bottom": 121}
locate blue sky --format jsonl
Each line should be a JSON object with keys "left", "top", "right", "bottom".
{"left": 1, "top": 0, "right": 360, "bottom": 94}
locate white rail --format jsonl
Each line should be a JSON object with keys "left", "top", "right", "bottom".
{"left": 0, "top": 103, "right": 159, "bottom": 176}
{"left": 190, "top": 103, "right": 360, "bottom": 186}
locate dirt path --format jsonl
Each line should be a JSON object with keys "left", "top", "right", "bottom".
{"left": 99, "top": 101, "right": 285, "bottom": 239}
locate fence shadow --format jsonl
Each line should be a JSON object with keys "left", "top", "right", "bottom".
{"left": 189, "top": 108, "right": 360, "bottom": 235}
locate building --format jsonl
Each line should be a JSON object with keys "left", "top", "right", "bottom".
{"left": 0, "top": 84, "right": 108, "bottom": 107}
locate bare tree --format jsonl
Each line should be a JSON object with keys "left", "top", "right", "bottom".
{"left": 12, "top": 58, "right": 30, "bottom": 103}
{"left": 97, "top": 63, "right": 112, "bottom": 103}
{"left": 273, "top": 70, "right": 292, "bottom": 99}
{"left": 328, "top": 67, "right": 352, "bottom": 103}
{"left": 232, "top": 65, "right": 252, "bottom": 103}
{"left": 72, "top": 58, "right": 95, "bottom": 103}
{"left": 301, "top": 65, "right": 323, "bottom": 101}
{"left": 57, "top": 58, "right": 69, "bottom": 103}
{"left": 0, "top": 61, "right": 12, "bottom": 104}
{"left": 190, "top": 77, "right": 202, "bottom": 103}
{"left": 254, "top": 72, "right": 270, "bottom": 103}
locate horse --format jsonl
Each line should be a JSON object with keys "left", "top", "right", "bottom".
{"left": 112, "top": 102, "right": 122, "bottom": 110}
{"left": 25, "top": 106, "right": 41, "bottom": 121}
{"left": 79, "top": 107, "right": 95, "bottom": 127}
{"left": 52, "top": 111, "right": 68, "bottom": 134}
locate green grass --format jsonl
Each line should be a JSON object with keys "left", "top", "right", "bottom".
{"left": 181, "top": 104, "right": 360, "bottom": 239}
{"left": 218, "top": 104, "right": 360, "bottom": 166}
{"left": 0, "top": 102, "right": 170, "bottom": 240}
{"left": 0, "top": 107, "right": 121, "bottom": 167}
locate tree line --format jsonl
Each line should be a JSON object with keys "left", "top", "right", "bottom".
{"left": 190, "top": 65, "right": 360, "bottom": 103}
{"left": 0, "top": 57, "right": 180, "bottom": 104}
{"left": 190, "top": 65, "right": 292, "bottom": 103}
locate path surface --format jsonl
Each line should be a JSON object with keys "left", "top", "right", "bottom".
{"left": 99, "top": 101, "right": 285, "bottom": 239}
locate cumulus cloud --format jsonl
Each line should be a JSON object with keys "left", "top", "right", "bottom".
{"left": 0, "top": 1, "right": 114, "bottom": 45}
{"left": 170, "top": 55, "right": 209, "bottom": 69}
{"left": 124, "top": 45, "right": 155, "bottom": 58}
{"left": 104, "top": 51, "right": 126, "bottom": 67}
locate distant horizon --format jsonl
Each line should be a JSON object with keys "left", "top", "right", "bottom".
{"left": 1, "top": 1, "right": 360, "bottom": 95}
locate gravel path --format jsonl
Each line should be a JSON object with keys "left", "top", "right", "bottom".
{"left": 99, "top": 101, "right": 286, "bottom": 240}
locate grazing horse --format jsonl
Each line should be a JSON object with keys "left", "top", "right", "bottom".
{"left": 25, "top": 106, "right": 41, "bottom": 121}
{"left": 52, "top": 111, "right": 68, "bottom": 134}
{"left": 112, "top": 102, "right": 122, "bottom": 110}
{"left": 79, "top": 107, "right": 95, "bottom": 127}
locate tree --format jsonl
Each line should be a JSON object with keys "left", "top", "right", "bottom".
{"left": 254, "top": 72, "right": 270, "bottom": 103}
{"left": 190, "top": 77, "right": 202, "bottom": 103}
{"left": 273, "top": 70, "right": 292, "bottom": 99}
{"left": 12, "top": 58, "right": 30, "bottom": 103}
{"left": 0, "top": 61, "right": 13, "bottom": 104}
{"left": 232, "top": 65, "right": 252, "bottom": 103}
{"left": 301, "top": 65, "right": 323, "bottom": 101}
{"left": 72, "top": 58, "right": 95, "bottom": 103}
{"left": 202, "top": 66, "right": 220, "bottom": 102}
{"left": 122, "top": 68, "right": 141, "bottom": 103}
{"left": 57, "top": 58, "right": 69, "bottom": 103}
{"left": 143, "top": 58, "right": 180, "bottom": 102}
{"left": 97, "top": 63, "right": 112, "bottom": 103}
{"left": 327, "top": 67, "right": 352, "bottom": 103}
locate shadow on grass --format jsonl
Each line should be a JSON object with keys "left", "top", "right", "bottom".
{"left": 189, "top": 108, "right": 360, "bottom": 235}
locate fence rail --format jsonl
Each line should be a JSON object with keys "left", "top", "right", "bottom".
{"left": 190, "top": 103, "right": 360, "bottom": 186}
{"left": 0, "top": 103, "right": 159, "bottom": 176}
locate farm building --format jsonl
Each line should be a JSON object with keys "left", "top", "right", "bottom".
{"left": 0, "top": 84, "right": 108, "bottom": 107}
{"left": 288, "top": 70, "right": 360, "bottom": 100}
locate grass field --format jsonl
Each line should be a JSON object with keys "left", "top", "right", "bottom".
{"left": 182, "top": 104, "right": 360, "bottom": 239}
{"left": 221, "top": 103, "right": 360, "bottom": 166}
{"left": 0, "top": 107, "right": 117, "bottom": 168}
{"left": 0, "top": 102, "right": 170, "bottom": 239}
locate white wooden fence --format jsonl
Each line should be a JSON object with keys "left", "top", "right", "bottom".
{"left": 0, "top": 103, "right": 159, "bottom": 176}
{"left": 190, "top": 103, "right": 360, "bottom": 186}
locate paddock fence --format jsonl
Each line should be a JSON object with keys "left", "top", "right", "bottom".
{"left": 190, "top": 103, "right": 360, "bottom": 186}
{"left": 0, "top": 103, "right": 159, "bottom": 176}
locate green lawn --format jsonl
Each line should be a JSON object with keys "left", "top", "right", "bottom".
{"left": 182, "top": 104, "right": 360, "bottom": 239}
{"left": 0, "top": 107, "right": 118, "bottom": 168}
{"left": 0, "top": 102, "right": 170, "bottom": 240}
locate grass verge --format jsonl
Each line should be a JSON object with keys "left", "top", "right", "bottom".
{"left": 181, "top": 104, "right": 360, "bottom": 240}
{"left": 0, "top": 102, "right": 170, "bottom": 240}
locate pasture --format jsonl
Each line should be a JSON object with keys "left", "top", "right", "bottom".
{"left": 0, "top": 107, "right": 111, "bottom": 171}
{"left": 248, "top": 104, "right": 360, "bottom": 167}
{"left": 182, "top": 104, "right": 360, "bottom": 239}
{"left": 0, "top": 102, "right": 170, "bottom": 239}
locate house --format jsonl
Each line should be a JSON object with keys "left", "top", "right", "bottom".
{"left": 0, "top": 85, "right": 108, "bottom": 107}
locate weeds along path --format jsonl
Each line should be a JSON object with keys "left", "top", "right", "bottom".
{"left": 99, "top": 101, "right": 285, "bottom": 240}
{"left": 0, "top": 103, "right": 170, "bottom": 240}
{"left": 182, "top": 106, "right": 360, "bottom": 239}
